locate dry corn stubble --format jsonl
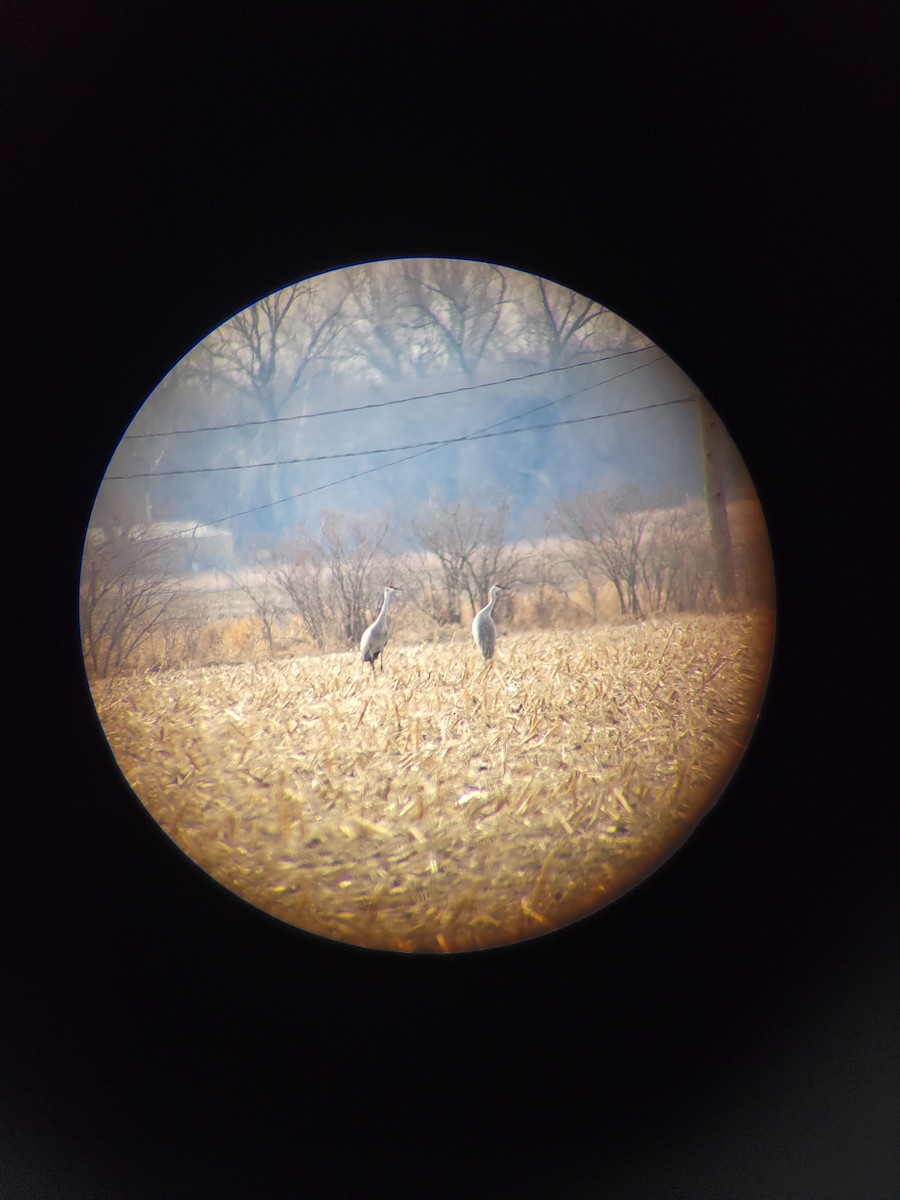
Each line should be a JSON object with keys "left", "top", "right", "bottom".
{"left": 92, "top": 611, "right": 773, "bottom": 951}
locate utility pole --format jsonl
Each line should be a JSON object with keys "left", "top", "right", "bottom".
{"left": 697, "top": 395, "right": 737, "bottom": 606}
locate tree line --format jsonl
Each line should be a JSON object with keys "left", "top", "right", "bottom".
{"left": 94, "top": 261, "right": 654, "bottom": 535}
{"left": 81, "top": 486, "right": 771, "bottom": 678}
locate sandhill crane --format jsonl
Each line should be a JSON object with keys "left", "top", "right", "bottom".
{"left": 472, "top": 584, "right": 506, "bottom": 661}
{"left": 360, "top": 584, "right": 401, "bottom": 675}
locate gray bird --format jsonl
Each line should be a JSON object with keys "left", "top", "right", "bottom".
{"left": 472, "top": 584, "right": 506, "bottom": 660}
{"left": 360, "top": 584, "right": 401, "bottom": 675}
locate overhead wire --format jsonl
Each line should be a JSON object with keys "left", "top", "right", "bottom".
{"left": 113, "top": 391, "right": 698, "bottom": 537}
{"left": 101, "top": 349, "right": 698, "bottom": 538}
{"left": 109, "top": 394, "right": 691, "bottom": 482}
{"left": 107, "top": 353, "right": 672, "bottom": 481}
{"left": 121, "top": 343, "right": 658, "bottom": 440}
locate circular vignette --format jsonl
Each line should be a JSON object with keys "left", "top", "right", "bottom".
{"left": 80, "top": 257, "right": 775, "bottom": 953}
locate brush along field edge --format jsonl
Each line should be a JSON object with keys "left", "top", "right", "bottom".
{"left": 91, "top": 612, "right": 773, "bottom": 952}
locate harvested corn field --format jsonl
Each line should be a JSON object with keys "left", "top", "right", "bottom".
{"left": 91, "top": 611, "right": 773, "bottom": 952}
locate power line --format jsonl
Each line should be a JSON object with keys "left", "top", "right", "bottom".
{"left": 109, "top": 393, "right": 693, "bottom": 483}
{"left": 121, "top": 344, "right": 658, "bottom": 440}
{"left": 216, "top": 396, "right": 697, "bottom": 529}
{"left": 193, "top": 443, "right": 461, "bottom": 531}
{"left": 128, "top": 392, "right": 699, "bottom": 538}
{"left": 115, "top": 440, "right": 450, "bottom": 541}
{"left": 107, "top": 355, "right": 671, "bottom": 481}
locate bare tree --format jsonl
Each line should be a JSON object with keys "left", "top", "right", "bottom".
{"left": 556, "top": 485, "right": 655, "bottom": 619}
{"left": 338, "top": 261, "right": 423, "bottom": 382}
{"left": 80, "top": 529, "right": 180, "bottom": 677}
{"left": 272, "top": 510, "right": 394, "bottom": 649}
{"left": 411, "top": 501, "right": 475, "bottom": 625}
{"left": 319, "top": 509, "right": 393, "bottom": 644}
{"left": 511, "top": 275, "right": 651, "bottom": 370}
{"left": 221, "top": 547, "right": 286, "bottom": 655}
{"left": 383, "top": 549, "right": 446, "bottom": 632}
{"left": 639, "top": 501, "right": 714, "bottom": 613}
{"left": 159, "top": 598, "right": 206, "bottom": 670}
{"left": 186, "top": 280, "right": 350, "bottom": 420}
{"left": 411, "top": 492, "right": 522, "bottom": 623}
{"left": 465, "top": 495, "right": 525, "bottom": 616}
{"left": 127, "top": 279, "right": 354, "bottom": 523}
{"left": 401, "top": 260, "right": 510, "bottom": 382}
{"left": 520, "top": 532, "right": 575, "bottom": 627}
{"left": 270, "top": 531, "right": 330, "bottom": 649}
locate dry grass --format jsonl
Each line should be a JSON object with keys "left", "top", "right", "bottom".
{"left": 91, "top": 611, "right": 773, "bottom": 952}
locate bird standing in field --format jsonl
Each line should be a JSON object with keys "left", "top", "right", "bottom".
{"left": 472, "top": 584, "right": 506, "bottom": 661}
{"left": 360, "top": 584, "right": 401, "bottom": 676}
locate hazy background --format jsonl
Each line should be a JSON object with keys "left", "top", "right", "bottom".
{"left": 90, "top": 260, "right": 747, "bottom": 550}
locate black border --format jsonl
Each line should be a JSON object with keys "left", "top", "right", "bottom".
{"left": 7, "top": 6, "right": 896, "bottom": 1197}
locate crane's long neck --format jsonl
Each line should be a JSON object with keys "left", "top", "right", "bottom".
{"left": 488, "top": 587, "right": 500, "bottom": 615}
{"left": 378, "top": 589, "right": 393, "bottom": 621}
